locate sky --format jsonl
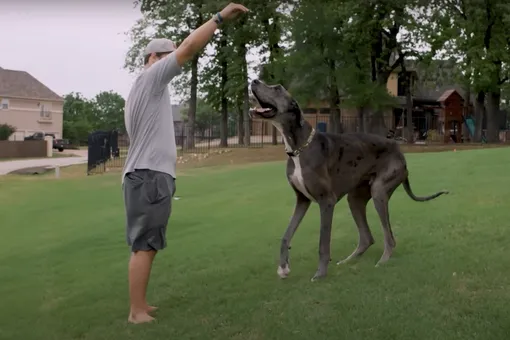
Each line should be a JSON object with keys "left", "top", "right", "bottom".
{"left": 0, "top": 0, "right": 263, "bottom": 103}
{"left": 0, "top": 0, "right": 142, "bottom": 100}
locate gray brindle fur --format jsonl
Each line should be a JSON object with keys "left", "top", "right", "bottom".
{"left": 249, "top": 79, "right": 449, "bottom": 281}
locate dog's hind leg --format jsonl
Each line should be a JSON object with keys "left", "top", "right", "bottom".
{"left": 277, "top": 192, "right": 311, "bottom": 279}
{"left": 337, "top": 183, "right": 374, "bottom": 265}
{"left": 371, "top": 161, "right": 407, "bottom": 267}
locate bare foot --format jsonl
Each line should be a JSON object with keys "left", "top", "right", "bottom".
{"left": 146, "top": 305, "right": 158, "bottom": 313}
{"left": 128, "top": 311, "right": 155, "bottom": 324}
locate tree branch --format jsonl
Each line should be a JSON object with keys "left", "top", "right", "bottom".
{"left": 445, "top": 0, "right": 467, "bottom": 20}
{"left": 390, "top": 51, "right": 406, "bottom": 74}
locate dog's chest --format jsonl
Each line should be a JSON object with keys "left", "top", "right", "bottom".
{"left": 289, "top": 156, "right": 316, "bottom": 202}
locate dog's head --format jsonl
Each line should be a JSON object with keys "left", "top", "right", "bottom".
{"left": 249, "top": 79, "right": 305, "bottom": 127}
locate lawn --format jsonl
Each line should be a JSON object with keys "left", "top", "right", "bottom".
{"left": 1, "top": 147, "right": 510, "bottom": 340}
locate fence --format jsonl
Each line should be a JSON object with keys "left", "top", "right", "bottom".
{"left": 252, "top": 115, "right": 479, "bottom": 145}
{"left": 86, "top": 114, "right": 500, "bottom": 175}
{"left": 0, "top": 140, "right": 48, "bottom": 159}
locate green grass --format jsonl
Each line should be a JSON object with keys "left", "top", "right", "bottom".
{"left": 1, "top": 147, "right": 510, "bottom": 340}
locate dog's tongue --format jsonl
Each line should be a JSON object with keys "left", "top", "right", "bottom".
{"left": 255, "top": 108, "right": 272, "bottom": 113}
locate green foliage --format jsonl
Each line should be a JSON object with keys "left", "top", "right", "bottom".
{"left": 0, "top": 123, "right": 16, "bottom": 141}
{"left": 62, "top": 92, "right": 95, "bottom": 144}
{"left": 122, "top": 0, "right": 508, "bottom": 140}
{"left": 420, "top": 0, "right": 510, "bottom": 92}
{"left": 180, "top": 97, "right": 221, "bottom": 135}
{"left": 90, "top": 91, "right": 126, "bottom": 132}
{"left": 62, "top": 91, "right": 126, "bottom": 144}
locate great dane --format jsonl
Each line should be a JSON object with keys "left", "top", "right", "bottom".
{"left": 249, "top": 79, "right": 448, "bottom": 281}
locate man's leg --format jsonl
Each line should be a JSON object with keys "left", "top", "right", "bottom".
{"left": 123, "top": 169, "right": 174, "bottom": 324}
{"left": 128, "top": 249, "right": 157, "bottom": 323}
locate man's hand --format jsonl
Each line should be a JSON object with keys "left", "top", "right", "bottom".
{"left": 219, "top": 3, "right": 249, "bottom": 21}
{"left": 174, "top": 2, "right": 248, "bottom": 66}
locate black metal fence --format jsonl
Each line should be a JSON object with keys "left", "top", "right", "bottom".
{"left": 86, "top": 114, "right": 500, "bottom": 174}
{"left": 87, "top": 130, "right": 124, "bottom": 175}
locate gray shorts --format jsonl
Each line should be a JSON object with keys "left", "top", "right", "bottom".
{"left": 123, "top": 169, "right": 176, "bottom": 252}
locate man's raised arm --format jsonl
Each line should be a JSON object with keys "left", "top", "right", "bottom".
{"left": 174, "top": 3, "right": 248, "bottom": 67}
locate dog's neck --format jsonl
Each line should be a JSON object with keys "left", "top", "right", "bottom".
{"left": 272, "top": 120, "right": 315, "bottom": 157}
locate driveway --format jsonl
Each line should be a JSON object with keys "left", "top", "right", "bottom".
{"left": 0, "top": 152, "right": 88, "bottom": 175}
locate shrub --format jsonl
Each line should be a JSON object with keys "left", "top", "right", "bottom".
{"left": 0, "top": 123, "right": 16, "bottom": 141}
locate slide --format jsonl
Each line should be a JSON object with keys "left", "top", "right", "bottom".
{"left": 464, "top": 116, "right": 487, "bottom": 143}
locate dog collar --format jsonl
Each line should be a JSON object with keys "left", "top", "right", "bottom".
{"left": 286, "top": 128, "right": 316, "bottom": 157}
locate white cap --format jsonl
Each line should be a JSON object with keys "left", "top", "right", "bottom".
{"left": 144, "top": 38, "right": 177, "bottom": 55}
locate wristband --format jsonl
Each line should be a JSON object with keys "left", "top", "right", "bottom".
{"left": 213, "top": 12, "right": 223, "bottom": 25}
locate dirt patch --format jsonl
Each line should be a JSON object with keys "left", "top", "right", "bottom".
{"left": 175, "top": 143, "right": 510, "bottom": 169}
{"left": 8, "top": 166, "right": 54, "bottom": 175}
{"left": 176, "top": 146, "right": 286, "bottom": 169}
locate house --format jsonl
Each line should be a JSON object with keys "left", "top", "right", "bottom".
{"left": 0, "top": 66, "right": 64, "bottom": 140}
{"left": 252, "top": 60, "right": 506, "bottom": 143}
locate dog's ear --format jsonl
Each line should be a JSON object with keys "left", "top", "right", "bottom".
{"left": 289, "top": 99, "right": 305, "bottom": 127}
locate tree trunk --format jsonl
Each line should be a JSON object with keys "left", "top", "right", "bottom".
{"left": 219, "top": 32, "right": 228, "bottom": 148}
{"left": 357, "top": 106, "right": 365, "bottom": 133}
{"left": 404, "top": 73, "right": 413, "bottom": 143}
{"left": 237, "top": 101, "right": 244, "bottom": 145}
{"left": 237, "top": 42, "right": 250, "bottom": 146}
{"left": 243, "top": 81, "right": 251, "bottom": 146}
{"left": 463, "top": 83, "right": 471, "bottom": 142}
{"left": 262, "top": 13, "right": 282, "bottom": 145}
{"left": 486, "top": 90, "right": 501, "bottom": 143}
{"left": 328, "top": 58, "right": 342, "bottom": 134}
{"left": 185, "top": 54, "right": 199, "bottom": 149}
{"left": 474, "top": 91, "right": 485, "bottom": 142}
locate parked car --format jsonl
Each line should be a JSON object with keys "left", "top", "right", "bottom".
{"left": 23, "top": 132, "right": 69, "bottom": 152}
{"left": 53, "top": 138, "right": 70, "bottom": 152}
{"left": 24, "top": 132, "right": 55, "bottom": 141}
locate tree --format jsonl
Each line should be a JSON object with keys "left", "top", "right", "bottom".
{"left": 0, "top": 124, "right": 16, "bottom": 141}
{"left": 90, "top": 91, "right": 126, "bottom": 132}
{"left": 62, "top": 92, "right": 94, "bottom": 144}
{"left": 126, "top": 0, "right": 209, "bottom": 148}
{"left": 339, "top": 0, "right": 419, "bottom": 135}
{"left": 180, "top": 97, "right": 221, "bottom": 138}
{"left": 198, "top": 23, "right": 231, "bottom": 147}
{"left": 224, "top": 10, "right": 260, "bottom": 146}
{"left": 255, "top": 0, "right": 288, "bottom": 144}
{"left": 421, "top": 0, "right": 510, "bottom": 143}
{"left": 281, "top": 0, "right": 345, "bottom": 133}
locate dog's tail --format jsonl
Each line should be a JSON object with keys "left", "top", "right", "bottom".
{"left": 402, "top": 177, "right": 449, "bottom": 202}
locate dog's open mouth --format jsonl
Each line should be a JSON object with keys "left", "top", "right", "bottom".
{"left": 250, "top": 92, "right": 277, "bottom": 119}
{"left": 252, "top": 106, "right": 277, "bottom": 118}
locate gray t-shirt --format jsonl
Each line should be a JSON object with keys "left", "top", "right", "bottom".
{"left": 122, "top": 53, "right": 182, "bottom": 183}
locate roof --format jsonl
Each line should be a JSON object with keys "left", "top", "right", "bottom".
{"left": 0, "top": 67, "right": 63, "bottom": 101}
{"left": 437, "top": 89, "right": 459, "bottom": 102}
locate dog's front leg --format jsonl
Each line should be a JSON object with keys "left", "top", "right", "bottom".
{"left": 312, "top": 198, "right": 335, "bottom": 282}
{"left": 278, "top": 193, "right": 311, "bottom": 279}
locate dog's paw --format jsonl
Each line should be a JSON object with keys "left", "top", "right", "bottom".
{"left": 310, "top": 270, "right": 327, "bottom": 282}
{"left": 277, "top": 265, "right": 290, "bottom": 279}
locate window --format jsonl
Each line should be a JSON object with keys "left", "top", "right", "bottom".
{"left": 319, "top": 108, "right": 331, "bottom": 114}
{"left": 1, "top": 98, "right": 8, "bottom": 109}
{"left": 40, "top": 103, "right": 52, "bottom": 119}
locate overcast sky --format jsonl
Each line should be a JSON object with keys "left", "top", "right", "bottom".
{"left": 0, "top": 0, "right": 263, "bottom": 103}
{"left": 0, "top": 0, "right": 145, "bottom": 100}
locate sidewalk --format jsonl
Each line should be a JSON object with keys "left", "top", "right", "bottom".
{"left": 0, "top": 155, "right": 88, "bottom": 175}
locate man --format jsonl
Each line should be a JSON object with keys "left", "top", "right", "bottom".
{"left": 122, "top": 3, "right": 249, "bottom": 324}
